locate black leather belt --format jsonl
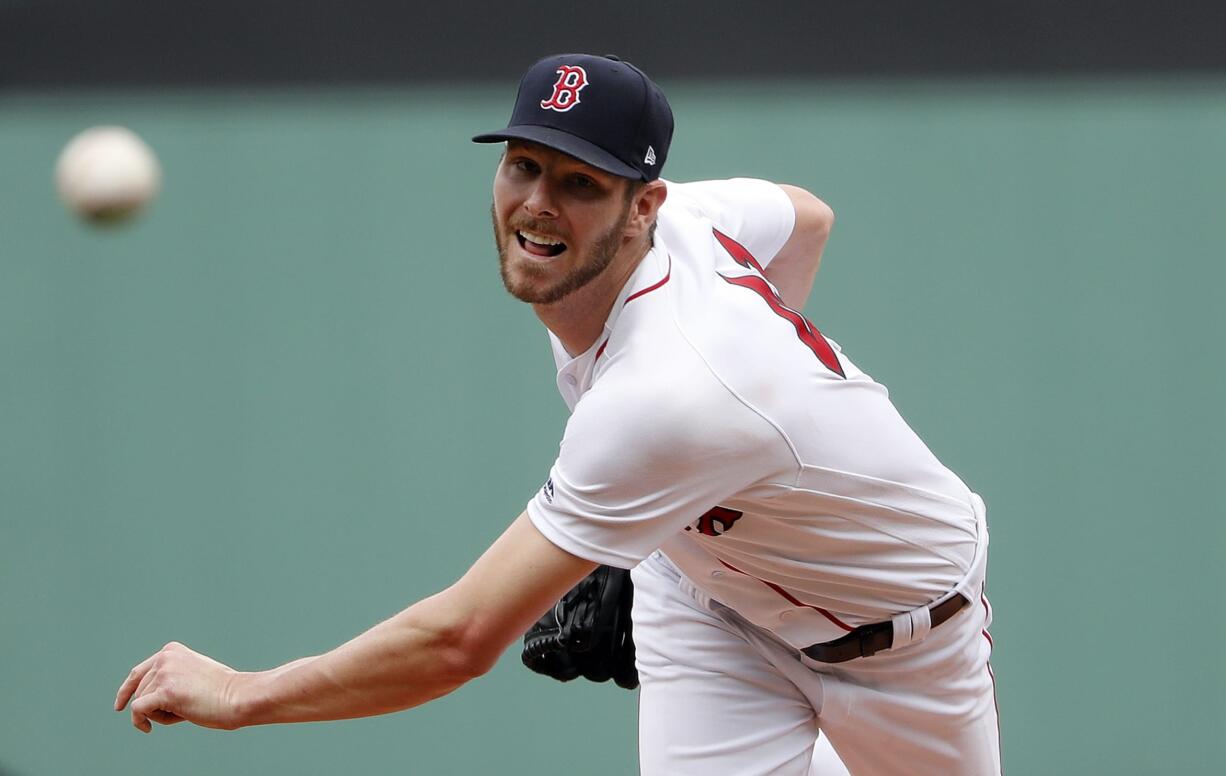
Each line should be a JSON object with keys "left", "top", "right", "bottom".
{"left": 801, "top": 593, "right": 971, "bottom": 664}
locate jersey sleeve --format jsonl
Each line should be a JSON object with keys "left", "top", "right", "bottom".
{"left": 526, "top": 366, "right": 788, "bottom": 568}
{"left": 665, "top": 178, "right": 796, "bottom": 268}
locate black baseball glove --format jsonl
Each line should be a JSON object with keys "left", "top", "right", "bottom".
{"left": 521, "top": 565, "right": 638, "bottom": 690}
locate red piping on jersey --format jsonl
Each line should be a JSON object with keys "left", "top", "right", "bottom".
{"left": 624, "top": 254, "right": 672, "bottom": 305}
{"left": 596, "top": 254, "right": 672, "bottom": 360}
{"left": 717, "top": 558, "right": 854, "bottom": 632}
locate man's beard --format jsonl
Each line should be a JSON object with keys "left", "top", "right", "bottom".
{"left": 492, "top": 202, "right": 630, "bottom": 305}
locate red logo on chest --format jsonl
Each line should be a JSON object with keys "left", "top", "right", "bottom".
{"left": 540, "top": 66, "right": 589, "bottom": 112}
{"left": 693, "top": 506, "right": 744, "bottom": 536}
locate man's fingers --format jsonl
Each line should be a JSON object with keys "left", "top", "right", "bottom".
{"left": 115, "top": 654, "right": 157, "bottom": 711}
{"left": 131, "top": 689, "right": 169, "bottom": 733}
{"left": 131, "top": 707, "right": 152, "bottom": 733}
{"left": 146, "top": 709, "right": 185, "bottom": 726}
{"left": 122, "top": 663, "right": 162, "bottom": 728}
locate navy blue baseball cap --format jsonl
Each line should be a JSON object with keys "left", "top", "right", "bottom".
{"left": 473, "top": 53, "right": 673, "bottom": 181}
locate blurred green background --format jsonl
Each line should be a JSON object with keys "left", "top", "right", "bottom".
{"left": 2, "top": 79, "right": 1224, "bottom": 774}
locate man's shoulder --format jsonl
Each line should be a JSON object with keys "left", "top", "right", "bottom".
{"left": 567, "top": 353, "right": 784, "bottom": 469}
{"left": 657, "top": 178, "right": 795, "bottom": 274}
{"left": 593, "top": 327, "right": 722, "bottom": 412}
{"left": 601, "top": 243, "right": 771, "bottom": 401}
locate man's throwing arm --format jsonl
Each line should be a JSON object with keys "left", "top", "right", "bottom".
{"left": 114, "top": 513, "right": 597, "bottom": 732}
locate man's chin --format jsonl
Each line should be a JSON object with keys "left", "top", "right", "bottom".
{"left": 504, "top": 279, "right": 572, "bottom": 305}
{"left": 500, "top": 265, "right": 567, "bottom": 305}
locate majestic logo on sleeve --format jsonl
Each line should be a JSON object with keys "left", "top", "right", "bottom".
{"left": 540, "top": 66, "right": 589, "bottom": 112}
{"left": 541, "top": 478, "right": 555, "bottom": 504}
{"left": 691, "top": 506, "right": 744, "bottom": 536}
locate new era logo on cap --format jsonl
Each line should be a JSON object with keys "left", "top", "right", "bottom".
{"left": 472, "top": 53, "right": 674, "bottom": 182}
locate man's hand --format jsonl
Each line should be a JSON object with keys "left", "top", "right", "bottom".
{"left": 114, "top": 642, "right": 244, "bottom": 733}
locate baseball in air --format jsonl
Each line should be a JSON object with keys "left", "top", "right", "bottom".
{"left": 55, "top": 126, "right": 161, "bottom": 224}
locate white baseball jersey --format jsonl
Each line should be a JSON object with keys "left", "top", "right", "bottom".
{"left": 527, "top": 178, "right": 988, "bottom": 649}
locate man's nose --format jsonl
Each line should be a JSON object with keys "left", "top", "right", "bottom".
{"left": 523, "top": 179, "right": 558, "bottom": 218}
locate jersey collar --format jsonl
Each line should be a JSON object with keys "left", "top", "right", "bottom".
{"left": 549, "top": 237, "right": 671, "bottom": 401}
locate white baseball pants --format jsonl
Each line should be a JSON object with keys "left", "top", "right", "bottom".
{"left": 632, "top": 552, "right": 1001, "bottom": 775}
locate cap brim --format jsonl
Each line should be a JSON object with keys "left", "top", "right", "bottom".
{"left": 472, "top": 125, "right": 642, "bottom": 180}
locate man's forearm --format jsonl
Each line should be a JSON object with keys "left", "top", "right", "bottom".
{"left": 233, "top": 590, "right": 483, "bottom": 727}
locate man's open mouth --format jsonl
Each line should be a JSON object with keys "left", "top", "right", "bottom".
{"left": 517, "top": 229, "right": 568, "bottom": 258}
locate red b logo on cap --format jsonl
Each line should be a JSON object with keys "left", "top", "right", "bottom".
{"left": 540, "top": 66, "right": 588, "bottom": 112}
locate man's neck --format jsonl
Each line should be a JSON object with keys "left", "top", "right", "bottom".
{"left": 533, "top": 239, "right": 651, "bottom": 357}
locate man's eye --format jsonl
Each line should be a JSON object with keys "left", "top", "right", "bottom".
{"left": 514, "top": 159, "right": 539, "bottom": 174}
{"left": 571, "top": 176, "right": 596, "bottom": 189}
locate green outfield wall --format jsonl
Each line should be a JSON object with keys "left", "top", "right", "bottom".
{"left": 2, "top": 79, "right": 1223, "bottom": 775}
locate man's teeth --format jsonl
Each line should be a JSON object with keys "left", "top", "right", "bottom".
{"left": 519, "top": 230, "right": 563, "bottom": 246}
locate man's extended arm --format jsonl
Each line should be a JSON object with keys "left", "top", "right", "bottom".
{"left": 766, "top": 185, "right": 835, "bottom": 310}
{"left": 115, "top": 513, "right": 596, "bottom": 732}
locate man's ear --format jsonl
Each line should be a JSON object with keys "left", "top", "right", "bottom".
{"left": 628, "top": 180, "right": 668, "bottom": 236}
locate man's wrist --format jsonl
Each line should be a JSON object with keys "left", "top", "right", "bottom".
{"left": 225, "top": 670, "right": 269, "bottom": 729}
